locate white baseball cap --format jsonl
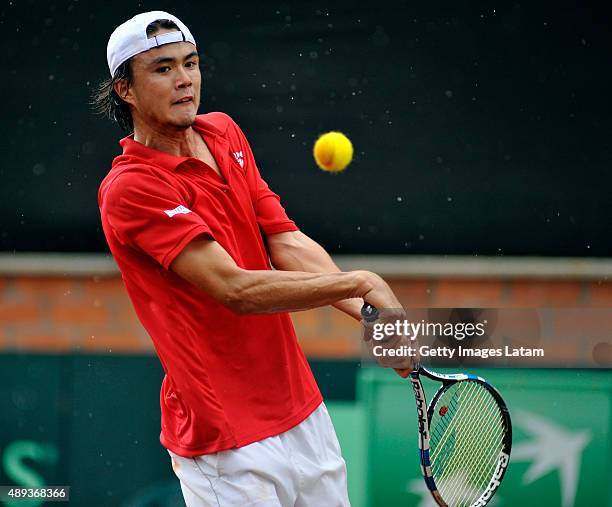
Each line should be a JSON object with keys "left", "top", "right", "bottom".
{"left": 107, "top": 11, "right": 196, "bottom": 77}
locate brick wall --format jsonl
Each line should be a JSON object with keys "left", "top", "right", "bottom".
{"left": 2, "top": 274, "right": 611, "bottom": 358}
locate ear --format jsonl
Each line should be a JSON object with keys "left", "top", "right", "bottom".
{"left": 113, "top": 79, "right": 136, "bottom": 107}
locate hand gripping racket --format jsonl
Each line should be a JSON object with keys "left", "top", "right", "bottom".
{"left": 362, "top": 304, "right": 512, "bottom": 507}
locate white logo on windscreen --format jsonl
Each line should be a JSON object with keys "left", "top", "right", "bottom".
{"left": 164, "top": 205, "right": 192, "bottom": 218}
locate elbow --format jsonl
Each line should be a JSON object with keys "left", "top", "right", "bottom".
{"left": 220, "top": 278, "right": 260, "bottom": 315}
{"left": 223, "top": 292, "right": 254, "bottom": 315}
{"left": 269, "top": 239, "right": 306, "bottom": 270}
{"left": 192, "top": 266, "right": 267, "bottom": 315}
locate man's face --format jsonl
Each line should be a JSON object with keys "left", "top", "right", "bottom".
{"left": 116, "top": 29, "right": 201, "bottom": 130}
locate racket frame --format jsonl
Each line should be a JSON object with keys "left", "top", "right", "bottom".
{"left": 410, "top": 366, "right": 512, "bottom": 507}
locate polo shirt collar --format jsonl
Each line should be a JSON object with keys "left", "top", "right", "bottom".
{"left": 118, "top": 115, "right": 227, "bottom": 172}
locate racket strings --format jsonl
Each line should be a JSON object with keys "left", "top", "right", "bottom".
{"left": 429, "top": 381, "right": 478, "bottom": 461}
{"left": 464, "top": 433, "right": 504, "bottom": 506}
{"left": 428, "top": 381, "right": 505, "bottom": 507}
{"left": 464, "top": 403, "right": 505, "bottom": 498}
{"left": 434, "top": 389, "right": 504, "bottom": 506}
{"left": 440, "top": 388, "right": 501, "bottom": 492}
{"left": 430, "top": 382, "right": 486, "bottom": 467}
{"left": 443, "top": 398, "right": 503, "bottom": 506}
{"left": 436, "top": 404, "right": 502, "bottom": 506}
{"left": 431, "top": 383, "right": 494, "bottom": 466}
{"left": 437, "top": 391, "right": 503, "bottom": 505}
{"left": 430, "top": 384, "right": 484, "bottom": 503}
{"left": 429, "top": 383, "right": 479, "bottom": 479}
{"left": 433, "top": 383, "right": 497, "bottom": 501}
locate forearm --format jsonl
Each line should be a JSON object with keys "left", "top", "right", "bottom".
{"left": 268, "top": 231, "right": 364, "bottom": 320}
{"left": 300, "top": 246, "right": 363, "bottom": 320}
{"left": 171, "top": 236, "right": 398, "bottom": 316}
{"left": 224, "top": 268, "right": 369, "bottom": 314}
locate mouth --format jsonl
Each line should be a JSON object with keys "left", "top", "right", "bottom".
{"left": 173, "top": 96, "right": 194, "bottom": 105}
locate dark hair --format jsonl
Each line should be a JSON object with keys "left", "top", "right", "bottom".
{"left": 92, "top": 19, "right": 180, "bottom": 132}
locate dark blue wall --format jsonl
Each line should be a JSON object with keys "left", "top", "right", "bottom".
{"left": 2, "top": 1, "right": 611, "bottom": 255}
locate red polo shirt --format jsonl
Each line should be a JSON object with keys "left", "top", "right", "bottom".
{"left": 98, "top": 112, "right": 322, "bottom": 457}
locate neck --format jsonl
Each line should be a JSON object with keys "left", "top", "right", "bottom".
{"left": 132, "top": 118, "right": 200, "bottom": 158}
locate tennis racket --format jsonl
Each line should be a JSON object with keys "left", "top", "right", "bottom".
{"left": 362, "top": 303, "right": 512, "bottom": 507}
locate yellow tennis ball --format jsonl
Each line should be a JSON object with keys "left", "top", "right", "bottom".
{"left": 313, "top": 131, "right": 353, "bottom": 172}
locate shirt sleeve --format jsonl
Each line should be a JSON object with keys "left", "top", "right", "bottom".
{"left": 228, "top": 116, "right": 299, "bottom": 236}
{"left": 250, "top": 170, "right": 300, "bottom": 235}
{"left": 103, "top": 172, "right": 213, "bottom": 269}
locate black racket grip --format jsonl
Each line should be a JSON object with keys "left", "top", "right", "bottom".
{"left": 361, "top": 303, "right": 379, "bottom": 322}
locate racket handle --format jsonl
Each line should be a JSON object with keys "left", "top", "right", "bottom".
{"left": 362, "top": 303, "right": 418, "bottom": 376}
{"left": 361, "top": 303, "right": 379, "bottom": 322}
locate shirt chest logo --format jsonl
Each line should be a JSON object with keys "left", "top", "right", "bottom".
{"left": 232, "top": 151, "right": 244, "bottom": 168}
{"left": 164, "top": 205, "right": 192, "bottom": 218}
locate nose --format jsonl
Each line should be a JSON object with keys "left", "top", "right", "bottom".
{"left": 176, "top": 65, "right": 192, "bottom": 89}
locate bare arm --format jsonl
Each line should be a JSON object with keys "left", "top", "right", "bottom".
{"left": 170, "top": 237, "right": 400, "bottom": 314}
{"left": 266, "top": 231, "right": 414, "bottom": 378}
{"left": 266, "top": 231, "right": 364, "bottom": 321}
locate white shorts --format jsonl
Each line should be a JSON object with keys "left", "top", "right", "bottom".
{"left": 167, "top": 402, "right": 351, "bottom": 507}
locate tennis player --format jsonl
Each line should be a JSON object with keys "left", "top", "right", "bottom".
{"left": 96, "top": 11, "right": 412, "bottom": 507}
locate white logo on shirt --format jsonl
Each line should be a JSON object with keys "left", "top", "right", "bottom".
{"left": 233, "top": 151, "right": 244, "bottom": 168}
{"left": 164, "top": 205, "right": 192, "bottom": 218}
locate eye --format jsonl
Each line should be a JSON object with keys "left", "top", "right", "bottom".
{"left": 156, "top": 66, "right": 171, "bottom": 73}
{"left": 185, "top": 61, "right": 198, "bottom": 68}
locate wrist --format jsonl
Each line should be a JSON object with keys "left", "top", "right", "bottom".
{"left": 350, "top": 270, "right": 376, "bottom": 298}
